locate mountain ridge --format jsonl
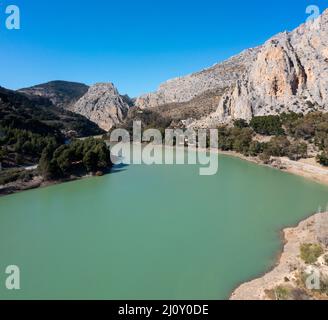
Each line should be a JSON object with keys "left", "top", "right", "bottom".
{"left": 18, "top": 80, "right": 89, "bottom": 110}
{"left": 135, "top": 47, "right": 260, "bottom": 110}
{"left": 13, "top": 8, "right": 328, "bottom": 131}
{"left": 191, "top": 9, "right": 328, "bottom": 128}
{"left": 0, "top": 86, "right": 104, "bottom": 138}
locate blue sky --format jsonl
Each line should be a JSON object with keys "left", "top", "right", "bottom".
{"left": 0, "top": 0, "right": 327, "bottom": 97}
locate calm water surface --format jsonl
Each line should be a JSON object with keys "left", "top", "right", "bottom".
{"left": 0, "top": 149, "right": 328, "bottom": 299}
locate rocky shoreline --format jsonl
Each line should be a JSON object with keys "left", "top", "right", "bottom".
{"left": 0, "top": 173, "right": 94, "bottom": 197}
{"left": 230, "top": 212, "right": 328, "bottom": 300}
{"left": 0, "top": 175, "right": 43, "bottom": 196}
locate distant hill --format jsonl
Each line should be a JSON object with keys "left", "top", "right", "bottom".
{"left": 19, "top": 81, "right": 132, "bottom": 132}
{"left": 0, "top": 87, "right": 109, "bottom": 190}
{"left": 0, "top": 86, "right": 104, "bottom": 138}
{"left": 18, "top": 80, "right": 89, "bottom": 109}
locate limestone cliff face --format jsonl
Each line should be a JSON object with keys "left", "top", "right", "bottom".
{"left": 135, "top": 48, "right": 260, "bottom": 109}
{"left": 214, "top": 9, "right": 328, "bottom": 124}
{"left": 21, "top": 9, "right": 328, "bottom": 131}
{"left": 72, "top": 83, "right": 129, "bottom": 131}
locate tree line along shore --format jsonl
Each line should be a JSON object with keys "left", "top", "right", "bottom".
{"left": 3, "top": 111, "right": 328, "bottom": 195}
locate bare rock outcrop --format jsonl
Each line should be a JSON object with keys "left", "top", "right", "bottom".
{"left": 23, "top": 9, "right": 328, "bottom": 131}
{"left": 135, "top": 48, "right": 260, "bottom": 109}
{"left": 72, "top": 83, "right": 129, "bottom": 131}
{"left": 214, "top": 9, "right": 328, "bottom": 125}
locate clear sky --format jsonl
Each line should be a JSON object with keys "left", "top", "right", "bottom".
{"left": 0, "top": 0, "right": 327, "bottom": 97}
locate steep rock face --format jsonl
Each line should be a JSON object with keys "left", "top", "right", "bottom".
{"left": 135, "top": 48, "right": 260, "bottom": 109}
{"left": 214, "top": 9, "right": 328, "bottom": 124}
{"left": 72, "top": 83, "right": 129, "bottom": 131}
{"left": 19, "top": 81, "right": 89, "bottom": 109}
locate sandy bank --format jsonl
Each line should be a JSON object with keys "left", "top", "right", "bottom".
{"left": 230, "top": 212, "right": 328, "bottom": 300}
{"left": 202, "top": 147, "right": 328, "bottom": 186}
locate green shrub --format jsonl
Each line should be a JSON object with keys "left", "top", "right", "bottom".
{"left": 317, "top": 152, "right": 328, "bottom": 166}
{"left": 249, "top": 141, "right": 265, "bottom": 156}
{"left": 259, "top": 152, "right": 271, "bottom": 164}
{"left": 250, "top": 116, "right": 285, "bottom": 136}
{"left": 287, "top": 142, "right": 308, "bottom": 161}
{"left": 39, "top": 138, "right": 113, "bottom": 179}
{"left": 300, "top": 243, "right": 324, "bottom": 264}
{"left": 231, "top": 128, "right": 254, "bottom": 155}
{"left": 233, "top": 119, "right": 249, "bottom": 129}
{"left": 324, "top": 254, "right": 328, "bottom": 266}
{"left": 280, "top": 112, "right": 303, "bottom": 125}
{"left": 0, "top": 168, "right": 25, "bottom": 185}
{"left": 217, "top": 126, "right": 233, "bottom": 151}
{"left": 265, "top": 136, "right": 291, "bottom": 157}
{"left": 274, "top": 286, "right": 291, "bottom": 300}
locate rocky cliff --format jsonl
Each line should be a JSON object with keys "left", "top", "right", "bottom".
{"left": 71, "top": 83, "right": 129, "bottom": 131}
{"left": 17, "top": 9, "right": 328, "bottom": 131}
{"left": 134, "top": 9, "right": 328, "bottom": 129}
{"left": 192, "top": 9, "right": 328, "bottom": 128}
{"left": 135, "top": 48, "right": 260, "bottom": 110}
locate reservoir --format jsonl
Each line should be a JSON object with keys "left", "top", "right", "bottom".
{"left": 0, "top": 149, "right": 327, "bottom": 299}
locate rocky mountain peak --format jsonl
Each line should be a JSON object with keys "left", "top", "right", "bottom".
{"left": 191, "top": 8, "right": 328, "bottom": 128}
{"left": 71, "top": 82, "right": 130, "bottom": 132}
{"left": 16, "top": 9, "right": 328, "bottom": 132}
{"left": 91, "top": 82, "right": 118, "bottom": 94}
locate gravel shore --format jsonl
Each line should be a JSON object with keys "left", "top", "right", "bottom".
{"left": 230, "top": 212, "right": 328, "bottom": 300}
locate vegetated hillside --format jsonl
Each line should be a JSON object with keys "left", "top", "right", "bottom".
{"left": 117, "top": 87, "right": 226, "bottom": 134}
{"left": 0, "top": 86, "right": 105, "bottom": 169}
{"left": 154, "top": 87, "right": 225, "bottom": 121}
{"left": 0, "top": 86, "right": 104, "bottom": 137}
{"left": 118, "top": 109, "right": 328, "bottom": 169}
{"left": 116, "top": 107, "right": 173, "bottom": 135}
{"left": 19, "top": 80, "right": 89, "bottom": 109}
{"left": 215, "top": 112, "right": 328, "bottom": 167}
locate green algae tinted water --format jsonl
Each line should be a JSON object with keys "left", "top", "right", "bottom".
{"left": 0, "top": 150, "right": 328, "bottom": 300}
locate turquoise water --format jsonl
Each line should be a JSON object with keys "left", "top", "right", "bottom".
{"left": 0, "top": 150, "right": 327, "bottom": 299}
